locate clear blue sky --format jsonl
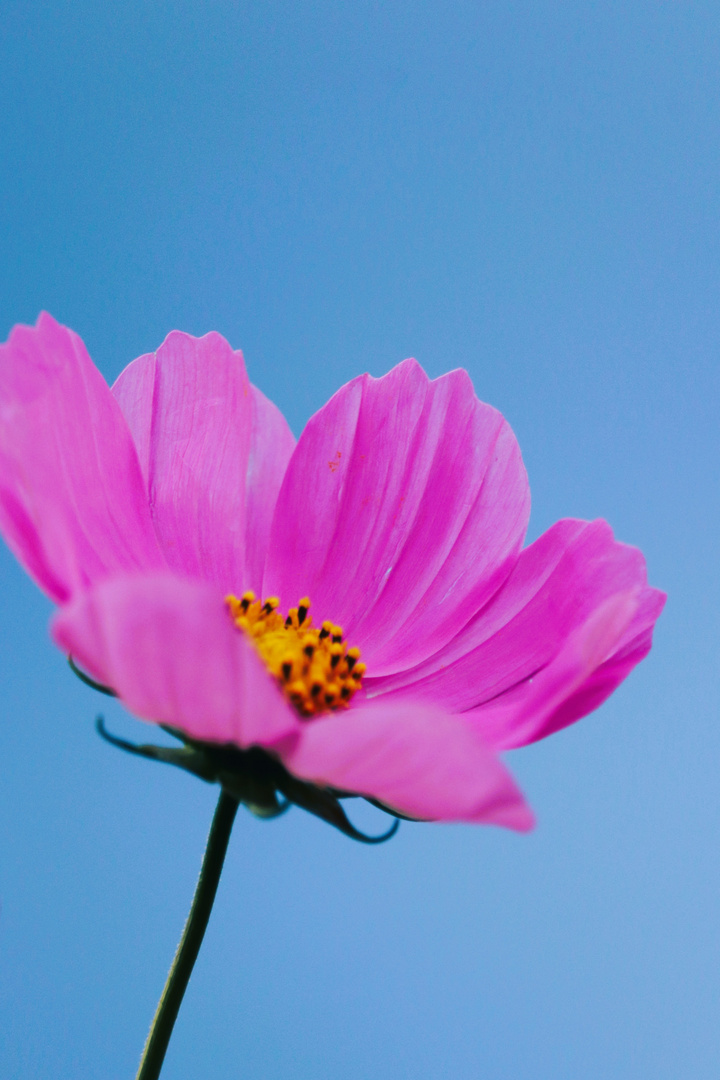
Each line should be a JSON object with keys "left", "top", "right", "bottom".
{"left": 1, "top": 3, "right": 718, "bottom": 1077}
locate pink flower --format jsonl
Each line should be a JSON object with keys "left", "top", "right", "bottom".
{"left": 0, "top": 313, "right": 665, "bottom": 832}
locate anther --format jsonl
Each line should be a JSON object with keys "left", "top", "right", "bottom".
{"left": 262, "top": 597, "right": 280, "bottom": 615}
{"left": 346, "top": 646, "right": 361, "bottom": 671}
{"left": 298, "top": 597, "right": 311, "bottom": 624}
{"left": 240, "top": 591, "right": 255, "bottom": 611}
{"left": 319, "top": 621, "right": 333, "bottom": 640}
{"left": 281, "top": 657, "right": 294, "bottom": 682}
{"left": 330, "top": 643, "right": 343, "bottom": 669}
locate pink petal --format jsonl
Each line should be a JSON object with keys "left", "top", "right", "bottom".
{"left": 471, "top": 585, "right": 666, "bottom": 749}
{"left": 368, "top": 518, "right": 660, "bottom": 714}
{"left": 466, "top": 589, "right": 663, "bottom": 749}
{"left": 264, "top": 359, "right": 529, "bottom": 674}
{"left": 0, "top": 314, "right": 165, "bottom": 603}
{"left": 280, "top": 697, "right": 534, "bottom": 830}
{"left": 108, "top": 349, "right": 157, "bottom": 483}
{"left": 52, "top": 573, "right": 302, "bottom": 749}
{"left": 112, "top": 332, "right": 257, "bottom": 592}
{"left": 243, "top": 386, "right": 296, "bottom": 595}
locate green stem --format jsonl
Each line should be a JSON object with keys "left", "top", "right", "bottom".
{"left": 136, "top": 789, "right": 240, "bottom": 1080}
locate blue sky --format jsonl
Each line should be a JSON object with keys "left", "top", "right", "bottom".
{"left": 1, "top": 3, "right": 718, "bottom": 1077}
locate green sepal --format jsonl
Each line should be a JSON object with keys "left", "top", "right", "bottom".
{"left": 96, "top": 717, "right": 400, "bottom": 844}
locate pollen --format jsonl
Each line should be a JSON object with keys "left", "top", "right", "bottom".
{"left": 225, "top": 592, "right": 365, "bottom": 718}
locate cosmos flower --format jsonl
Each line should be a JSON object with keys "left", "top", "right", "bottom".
{"left": 0, "top": 314, "right": 665, "bottom": 831}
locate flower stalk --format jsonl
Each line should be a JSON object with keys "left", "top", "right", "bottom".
{"left": 136, "top": 789, "right": 240, "bottom": 1080}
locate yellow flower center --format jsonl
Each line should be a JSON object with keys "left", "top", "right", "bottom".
{"left": 226, "top": 592, "right": 366, "bottom": 717}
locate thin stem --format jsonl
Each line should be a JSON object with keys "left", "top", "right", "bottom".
{"left": 136, "top": 789, "right": 240, "bottom": 1080}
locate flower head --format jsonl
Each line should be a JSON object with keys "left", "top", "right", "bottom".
{"left": 0, "top": 314, "right": 665, "bottom": 831}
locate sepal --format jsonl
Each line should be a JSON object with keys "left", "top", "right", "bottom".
{"left": 95, "top": 716, "right": 400, "bottom": 844}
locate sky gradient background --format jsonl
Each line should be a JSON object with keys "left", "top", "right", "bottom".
{"left": 1, "top": 3, "right": 718, "bottom": 1078}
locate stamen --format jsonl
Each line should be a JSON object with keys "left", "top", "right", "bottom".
{"left": 346, "top": 646, "right": 361, "bottom": 672}
{"left": 329, "top": 643, "right": 343, "bottom": 669}
{"left": 226, "top": 594, "right": 364, "bottom": 718}
{"left": 324, "top": 683, "right": 340, "bottom": 706}
{"left": 302, "top": 638, "right": 316, "bottom": 659}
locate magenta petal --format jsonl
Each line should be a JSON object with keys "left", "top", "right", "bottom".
{"left": 280, "top": 698, "right": 534, "bottom": 829}
{"left": 0, "top": 314, "right": 165, "bottom": 603}
{"left": 108, "top": 348, "right": 157, "bottom": 483}
{"left": 472, "top": 585, "right": 666, "bottom": 748}
{"left": 466, "top": 590, "right": 656, "bottom": 749}
{"left": 368, "top": 518, "right": 659, "bottom": 713}
{"left": 112, "top": 332, "right": 255, "bottom": 591}
{"left": 265, "top": 359, "right": 529, "bottom": 674}
{"left": 243, "top": 386, "right": 296, "bottom": 595}
{"left": 52, "top": 573, "right": 302, "bottom": 748}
